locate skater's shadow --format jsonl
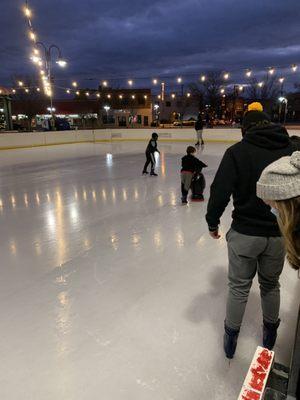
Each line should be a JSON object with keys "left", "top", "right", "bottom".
{"left": 185, "top": 266, "right": 227, "bottom": 326}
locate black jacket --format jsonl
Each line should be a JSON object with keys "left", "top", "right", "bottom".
{"left": 195, "top": 119, "right": 204, "bottom": 131}
{"left": 181, "top": 155, "right": 207, "bottom": 173}
{"left": 206, "top": 123, "right": 296, "bottom": 237}
{"left": 146, "top": 139, "right": 158, "bottom": 154}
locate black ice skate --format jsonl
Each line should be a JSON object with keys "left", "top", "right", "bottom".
{"left": 181, "top": 197, "right": 188, "bottom": 205}
{"left": 263, "top": 319, "right": 280, "bottom": 350}
{"left": 150, "top": 171, "right": 158, "bottom": 176}
{"left": 223, "top": 323, "right": 240, "bottom": 359}
{"left": 142, "top": 171, "right": 149, "bottom": 175}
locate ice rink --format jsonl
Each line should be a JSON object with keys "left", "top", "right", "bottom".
{"left": 0, "top": 141, "right": 298, "bottom": 400}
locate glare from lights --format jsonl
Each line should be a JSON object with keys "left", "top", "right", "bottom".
{"left": 200, "top": 75, "right": 206, "bottom": 82}
{"left": 36, "top": 87, "right": 40, "bottom": 92}
{"left": 177, "top": 77, "right": 182, "bottom": 84}
{"left": 245, "top": 69, "right": 252, "bottom": 77}
{"left": 292, "top": 64, "right": 298, "bottom": 72}
{"left": 40, "top": 70, "right": 45, "bottom": 75}
{"left": 103, "top": 105, "right": 110, "bottom": 112}
{"left": 96, "top": 93, "right": 100, "bottom": 97}
{"left": 47, "top": 107, "right": 56, "bottom": 112}
{"left": 220, "top": 88, "right": 225, "bottom": 94}
{"left": 157, "top": 94, "right": 161, "bottom": 99}
{"left": 25, "top": 88, "right": 29, "bottom": 93}
{"left": 107, "top": 94, "right": 111, "bottom": 99}
{"left": 76, "top": 91, "right": 80, "bottom": 95}
{"left": 102, "top": 81, "right": 108, "bottom": 87}
{"left": 85, "top": 92, "right": 90, "bottom": 96}
{"left": 30, "top": 55, "right": 40, "bottom": 64}
{"left": 72, "top": 81, "right": 78, "bottom": 87}
{"left": 66, "top": 89, "right": 70, "bottom": 94}
{"left": 278, "top": 96, "right": 287, "bottom": 103}
{"left": 258, "top": 81, "right": 264, "bottom": 88}
{"left": 119, "top": 94, "right": 123, "bottom": 99}
{"left": 144, "top": 95, "right": 148, "bottom": 99}
{"left": 131, "top": 95, "right": 135, "bottom": 99}
{"left": 33, "top": 48, "right": 39, "bottom": 55}
{"left": 239, "top": 85, "right": 244, "bottom": 91}
{"left": 12, "top": 89, "right": 16, "bottom": 94}
{"left": 38, "top": 60, "right": 43, "bottom": 67}
{"left": 223, "top": 72, "right": 229, "bottom": 80}
{"left": 186, "top": 92, "right": 191, "bottom": 97}
{"left": 153, "top": 79, "right": 158, "bottom": 85}
{"left": 128, "top": 80, "right": 133, "bottom": 86}
{"left": 171, "top": 93, "right": 176, "bottom": 99}
{"left": 18, "top": 81, "right": 23, "bottom": 87}
{"left": 154, "top": 104, "right": 159, "bottom": 110}
{"left": 279, "top": 77, "right": 285, "bottom": 83}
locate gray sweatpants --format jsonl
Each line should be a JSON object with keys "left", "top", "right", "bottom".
{"left": 226, "top": 228, "right": 285, "bottom": 330}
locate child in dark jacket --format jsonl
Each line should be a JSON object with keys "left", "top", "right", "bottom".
{"left": 181, "top": 146, "right": 207, "bottom": 204}
{"left": 142, "top": 132, "right": 160, "bottom": 176}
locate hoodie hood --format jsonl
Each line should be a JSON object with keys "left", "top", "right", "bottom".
{"left": 243, "top": 123, "right": 290, "bottom": 150}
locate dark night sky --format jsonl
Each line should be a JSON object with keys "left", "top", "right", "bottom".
{"left": 1, "top": 0, "right": 300, "bottom": 89}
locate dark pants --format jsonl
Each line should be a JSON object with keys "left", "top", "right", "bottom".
{"left": 143, "top": 152, "right": 155, "bottom": 173}
{"left": 181, "top": 172, "right": 193, "bottom": 200}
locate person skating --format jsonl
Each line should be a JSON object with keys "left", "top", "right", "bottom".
{"left": 205, "top": 103, "right": 295, "bottom": 359}
{"left": 195, "top": 115, "right": 204, "bottom": 147}
{"left": 142, "top": 132, "right": 160, "bottom": 176}
{"left": 181, "top": 146, "right": 207, "bottom": 204}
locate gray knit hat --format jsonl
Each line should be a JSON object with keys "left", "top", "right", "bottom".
{"left": 257, "top": 151, "right": 300, "bottom": 200}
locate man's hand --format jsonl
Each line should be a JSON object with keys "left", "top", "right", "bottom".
{"left": 209, "top": 229, "right": 221, "bottom": 239}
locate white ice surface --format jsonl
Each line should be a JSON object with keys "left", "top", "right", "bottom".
{"left": 0, "top": 142, "right": 298, "bottom": 400}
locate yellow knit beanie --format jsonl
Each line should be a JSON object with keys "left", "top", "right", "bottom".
{"left": 247, "top": 102, "right": 263, "bottom": 112}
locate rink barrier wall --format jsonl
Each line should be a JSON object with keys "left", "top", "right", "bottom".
{"left": 0, "top": 128, "right": 299, "bottom": 150}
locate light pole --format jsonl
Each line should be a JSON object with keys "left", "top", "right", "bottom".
{"left": 103, "top": 105, "right": 111, "bottom": 125}
{"left": 35, "top": 42, "right": 67, "bottom": 129}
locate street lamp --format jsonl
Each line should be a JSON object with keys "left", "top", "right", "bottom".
{"left": 35, "top": 42, "right": 67, "bottom": 129}
{"left": 278, "top": 97, "right": 288, "bottom": 124}
{"left": 103, "top": 105, "right": 111, "bottom": 124}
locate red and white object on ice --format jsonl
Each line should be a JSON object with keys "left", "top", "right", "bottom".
{"left": 238, "top": 346, "right": 274, "bottom": 400}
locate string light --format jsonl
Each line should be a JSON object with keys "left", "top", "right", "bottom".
{"left": 186, "top": 92, "right": 191, "bottom": 97}
{"left": 258, "top": 81, "right": 264, "bottom": 87}
{"left": 96, "top": 93, "right": 100, "bottom": 97}
{"left": 25, "top": 88, "right": 29, "bottom": 93}
{"left": 279, "top": 77, "right": 285, "bottom": 83}
{"left": 220, "top": 88, "right": 225, "bottom": 94}
{"left": 119, "top": 94, "right": 123, "bottom": 99}
{"left": 245, "top": 69, "right": 252, "bottom": 77}
{"left": 107, "top": 94, "right": 111, "bottom": 98}
{"left": 72, "top": 81, "right": 78, "bottom": 87}
{"left": 102, "top": 81, "right": 108, "bottom": 87}
{"left": 131, "top": 94, "right": 135, "bottom": 99}
{"left": 23, "top": 6, "right": 31, "bottom": 17}
{"left": 12, "top": 89, "right": 16, "bottom": 94}
{"left": 40, "top": 70, "right": 45, "bottom": 75}
{"left": 157, "top": 94, "right": 161, "bottom": 99}
{"left": 33, "top": 48, "right": 39, "bottom": 55}
{"left": 66, "top": 89, "right": 70, "bottom": 93}
{"left": 85, "top": 92, "right": 90, "bottom": 96}
{"left": 152, "top": 79, "right": 158, "bottom": 85}
{"left": 177, "top": 77, "right": 182, "bottom": 83}
{"left": 200, "top": 75, "right": 206, "bottom": 82}
{"left": 29, "top": 31, "right": 36, "bottom": 41}
{"left": 36, "top": 87, "right": 40, "bottom": 92}
{"left": 292, "top": 64, "right": 298, "bottom": 72}
{"left": 76, "top": 91, "right": 80, "bottom": 95}
{"left": 128, "top": 80, "right": 133, "bottom": 86}
{"left": 223, "top": 73, "right": 229, "bottom": 80}
{"left": 144, "top": 95, "right": 148, "bottom": 99}
{"left": 171, "top": 93, "right": 176, "bottom": 99}
{"left": 18, "top": 81, "right": 23, "bottom": 87}
{"left": 239, "top": 85, "right": 244, "bottom": 91}
{"left": 268, "top": 67, "right": 275, "bottom": 75}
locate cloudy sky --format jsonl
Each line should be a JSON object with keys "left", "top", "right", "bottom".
{"left": 1, "top": 0, "right": 300, "bottom": 89}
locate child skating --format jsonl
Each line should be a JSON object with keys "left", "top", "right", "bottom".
{"left": 142, "top": 132, "right": 160, "bottom": 176}
{"left": 181, "top": 146, "right": 207, "bottom": 204}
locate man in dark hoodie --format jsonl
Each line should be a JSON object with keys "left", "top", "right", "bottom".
{"left": 205, "top": 105, "right": 295, "bottom": 359}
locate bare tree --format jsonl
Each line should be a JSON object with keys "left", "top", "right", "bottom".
{"left": 246, "top": 75, "right": 280, "bottom": 103}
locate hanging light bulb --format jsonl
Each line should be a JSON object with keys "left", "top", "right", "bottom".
{"left": 85, "top": 92, "right": 90, "bottom": 96}
{"left": 200, "top": 75, "right": 206, "bottom": 82}
{"left": 239, "top": 85, "right": 244, "bottom": 92}
{"left": 245, "top": 69, "right": 252, "bottom": 77}
{"left": 107, "top": 94, "right": 111, "bottom": 99}
{"left": 291, "top": 64, "right": 298, "bottom": 72}
{"left": 66, "top": 89, "right": 70, "bottom": 94}
{"left": 152, "top": 79, "right": 158, "bottom": 85}
{"left": 157, "top": 94, "right": 161, "bottom": 99}
{"left": 12, "top": 89, "right": 16, "bottom": 94}
{"left": 131, "top": 94, "right": 135, "bottom": 99}
{"left": 72, "top": 81, "right": 78, "bottom": 87}
{"left": 279, "top": 77, "right": 285, "bottom": 83}
{"left": 29, "top": 31, "right": 36, "bottom": 41}
{"left": 258, "top": 81, "right": 264, "bottom": 87}
{"left": 18, "top": 81, "right": 23, "bottom": 87}
{"left": 102, "top": 81, "right": 108, "bottom": 87}
{"left": 186, "top": 92, "right": 191, "bottom": 97}
{"left": 128, "top": 80, "right": 133, "bottom": 86}
{"left": 144, "top": 95, "right": 148, "bottom": 99}
{"left": 96, "top": 93, "right": 100, "bottom": 98}
{"left": 33, "top": 48, "right": 39, "bottom": 55}
{"left": 76, "top": 91, "right": 80, "bottom": 95}
{"left": 25, "top": 88, "right": 29, "bottom": 93}
{"left": 177, "top": 77, "right": 182, "bottom": 84}
{"left": 220, "top": 88, "right": 225, "bottom": 94}
{"left": 36, "top": 87, "right": 40, "bottom": 92}
{"left": 171, "top": 93, "right": 176, "bottom": 99}
{"left": 119, "top": 94, "right": 123, "bottom": 99}
{"left": 223, "top": 73, "right": 229, "bottom": 80}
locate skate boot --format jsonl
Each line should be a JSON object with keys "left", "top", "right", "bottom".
{"left": 181, "top": 196, "right": 188, "bottom": 205}
{"left": 150, "top": 171, "right": 158, "bottom": 176}
{"left": 142, "top": 170, "right": 149, "bottom": 175}
{"left": 263, "top": 319, "right": 280, "bottom": 350}
{"left": 223, "top": 323, "right": 240, "bottom": 359}
{"left": 195, "top": 141, "right": 200, "bottom": 146}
